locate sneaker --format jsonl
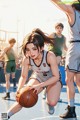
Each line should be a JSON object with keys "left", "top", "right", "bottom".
{"left": 1, "top": 113, "right": 8, "bottom": 120}
{"left": 60, "top": 105, "right": 77, "bottom": 119}
{"left": 46, "top": 103, "right": 55, "bottom": 115}
{"left": 2, "top": 93, "right": 10, "bottom": 100}
{"left": 42, "top": 93, "right": 46, "bottom": 99}
{"left": 42, "top": 89, "right": 46, "bottom": 99}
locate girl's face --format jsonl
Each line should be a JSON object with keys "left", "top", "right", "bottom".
{"left": 55, "top": 26, "right": 63, "bottom": 34}
{"left": 26, "top": 43, "right": 41, "bottom": 59}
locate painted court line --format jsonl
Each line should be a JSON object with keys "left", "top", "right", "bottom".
{"left": 31, "top": 115, "right": 59, "bottom": 120}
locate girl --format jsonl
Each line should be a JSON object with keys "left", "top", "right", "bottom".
{"left": 1, "top": 28, "right": 62, "bottom": 119}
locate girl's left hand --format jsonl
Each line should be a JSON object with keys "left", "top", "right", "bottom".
{"left": 29, "top": 84, "right": 41, "bottom": 94}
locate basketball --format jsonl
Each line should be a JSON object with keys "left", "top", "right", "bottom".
{"left": 17, "top": 86, "right": 38, "bottom": 108}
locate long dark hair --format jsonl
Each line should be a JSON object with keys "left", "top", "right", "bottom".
{"left": 22, "top": 28, "right": 54, "bottom": 55}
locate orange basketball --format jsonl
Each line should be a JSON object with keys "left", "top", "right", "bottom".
{"left": 17, "top": 86, "right": 38, "bottom": 108}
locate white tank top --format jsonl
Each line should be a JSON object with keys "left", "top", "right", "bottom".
{"left": 69, "top": 10, "right": 80, "bottom": 42}
{"left": 30, "top": 50, "right": 50, "bottom": 74}
{"left": 29, "top": 50, "right": 53, "bottom": 82}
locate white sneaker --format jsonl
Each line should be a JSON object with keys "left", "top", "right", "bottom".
{"left": 42, "top": 89, "right": 46, "bottom": 99}
{"left": 46, "top": 103, "right": 55, "bottom": 115}
{"left": 1, "top": 113, "right": 8, "bottom": 120}
{"left": 42, "top": 93, "right": 46, "bottom": 99}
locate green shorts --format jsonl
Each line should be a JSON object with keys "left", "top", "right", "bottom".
{"left": 5, "top": 60, "right": 16, "bottom": 73}
{"left": 49, "top": 48, "right": 62, "bottom": 56}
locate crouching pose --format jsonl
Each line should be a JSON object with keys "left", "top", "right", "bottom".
{"left": 1, "top": 28, "right": 62, "bottom": 119}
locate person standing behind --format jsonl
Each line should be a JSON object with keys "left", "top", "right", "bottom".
{"left": 0, "top": 38, "right": 17, "bottom": 100}
{"left": 48, "top": 22, "right": 67, "bottom": 65}
{"left": 50, "top": 0, "right": 80, "bottom": 119}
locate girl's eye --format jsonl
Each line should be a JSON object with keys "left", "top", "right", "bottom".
{"left": 33, "top": 48, "right": 37, "bottom": 50}
{"left": 32, "top": 47, "right": 38, "bottom": 50}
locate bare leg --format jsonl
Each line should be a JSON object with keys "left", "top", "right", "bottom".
{"left": 47, "top": 81, "right": 61, "bottom": 105}
{"left": 8, "top": 102, "right": 22, "bottom": 116}
{"left": 75, "top": 74, "right": 80, "bottom": 92}
{"left": 5, "top": 73, "right": 10, "bottom": 92}
{"left": 46, "top": 81, "right": 61, "bottom": 114}
{"left": 66, "top": 69, "right": 75, "bottom": 103}
{"left": 2, "top": 74, "right": 11, "bottom": 99}
{"left": 60, "top": 69, "right": 76, "bottom": 118}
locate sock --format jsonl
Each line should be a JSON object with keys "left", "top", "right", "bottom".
{"left": 68, "top": 98, "right": 75, "bottom": 107}
{"left": 7, "top": 111, "right": 13, "bottom": 118}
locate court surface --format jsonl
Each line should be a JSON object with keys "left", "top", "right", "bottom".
{"left": 0, "top": 84, "right": 80, "bottom": 120}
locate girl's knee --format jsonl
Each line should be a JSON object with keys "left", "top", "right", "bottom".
{"left": 47, "top": 99, "right": 57, "bottom": 106}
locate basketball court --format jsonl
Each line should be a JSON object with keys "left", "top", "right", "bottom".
{"left": 0, "top": 67, "right": 80, "bottom": 120}
{"left": 0, "top": 83, "right": 80, "bottom": 120}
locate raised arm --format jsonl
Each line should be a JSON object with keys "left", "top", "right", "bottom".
{"left": 50, "top": 0, "right": 72, "bottom": 13}
{"left": 50, "top": 0, "right": 75, "bottom": 25}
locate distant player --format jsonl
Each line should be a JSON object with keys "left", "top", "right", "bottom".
{"left": 0, "top": 38, "right": 17, "bottom": 100}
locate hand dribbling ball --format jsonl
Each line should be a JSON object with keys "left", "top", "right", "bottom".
{"left": 17, "top": 86, "right": 38, "bottom": 108}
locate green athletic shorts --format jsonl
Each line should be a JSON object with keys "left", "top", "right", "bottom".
{"left": 5, "top": 60, "right": 16, "bottom": 73}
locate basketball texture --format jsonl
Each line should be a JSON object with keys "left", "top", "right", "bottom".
{"left": 17, "top": 86, "right": 38, "bottom": 108}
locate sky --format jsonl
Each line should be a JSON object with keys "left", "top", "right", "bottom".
{"left": 0, "top": 0, "right": 71, "bottom": 50}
